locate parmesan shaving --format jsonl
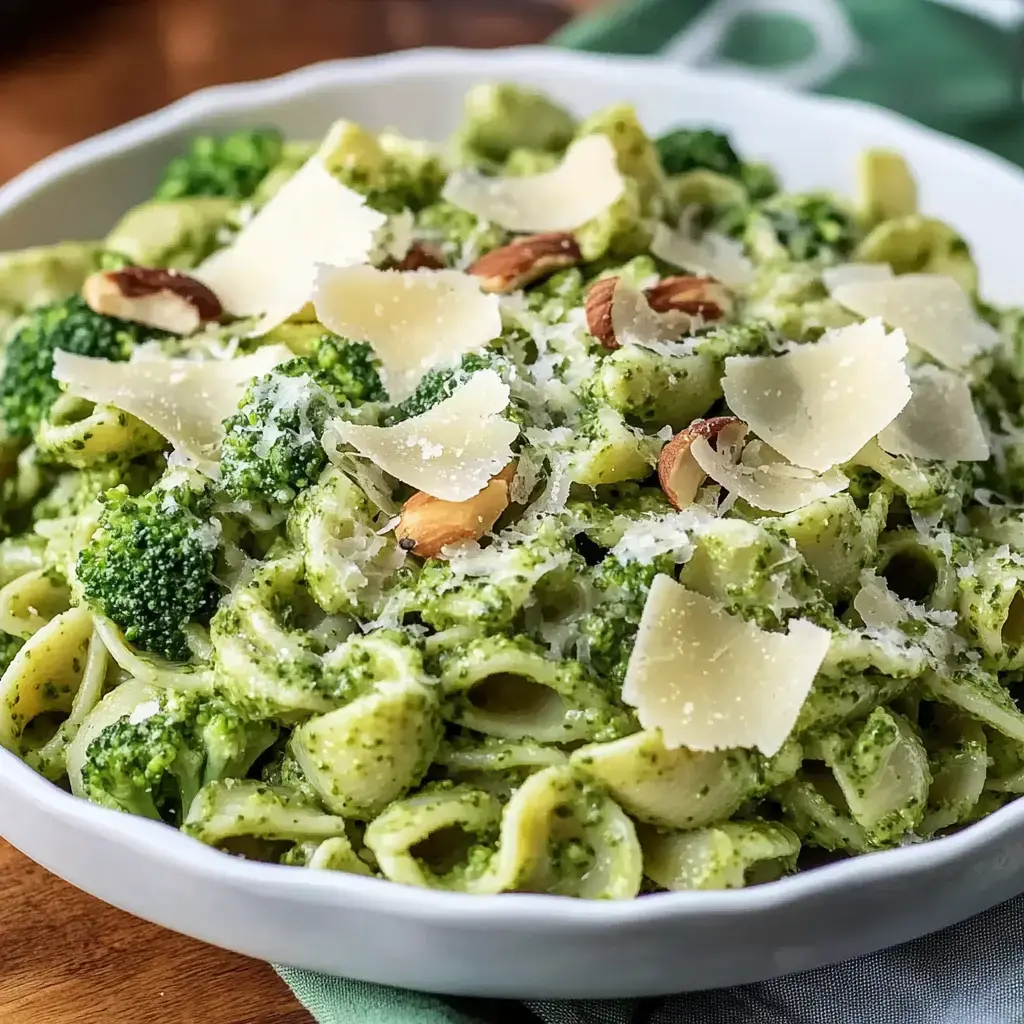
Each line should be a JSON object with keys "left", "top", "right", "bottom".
{"left": 691, "top": 435, "right": 848, "bottom": 513}
{"left": 820, "top": 262, "right": 892, "bottom": 291}
{"left": 651, "top": 221, "right": 753, "bottom": 289}
{"left": 610, "top": 280, "right": 691, "bottom": 347}
{"left": 853, "top": 571, "right": 908, "bottom": 631}
{"left": 53, "top": 346, "right": 293, "bottom": 467}
{"left": 441, "top": 135, "right": 624, "bottom": 233}
{"left": 312, "top": 264, "right": 502, "bottom": 398}
{"left": 830, "top": 273, "right": 998, "bottom": 369}
{"left": 877, "top": 364, "right": 989, "bottom": 462}
{"left": 722, "top": 318, "right": 911, "bottom": 472}
{"left": 622, "top": 576, "right": 829, "bottom": 756}
{"left": 194, "top": 158, "right": 386, "bottom": 334}
{"left": 329, "top": 370, "right": 518, "bottom": 502}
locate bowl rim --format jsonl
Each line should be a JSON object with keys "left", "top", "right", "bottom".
{"left": 3, "top": 44, "right": 1024, "bottom": 925}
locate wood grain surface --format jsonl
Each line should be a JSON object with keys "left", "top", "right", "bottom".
{"left": 0, "top": 1, "right": 601, "bottom": 1021}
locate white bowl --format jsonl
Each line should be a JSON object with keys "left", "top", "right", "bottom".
{"left": 3, "top": 47, "right": 1024, "bottom": 1000}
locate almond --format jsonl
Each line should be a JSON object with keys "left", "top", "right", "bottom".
{"left": 393, "top": 242, "right": 447, "bottom": 272}
{"left": 83, "top": 267, "right": 222, "bottom": 334}
{"left": 658, "top": 416, "right": 744, "bottom": 509}
{"left": 468, "top": 233, "right": 581, "bottom": 294}
{"left": 397, "top": 463, "right": 516, "bottom": 559}
{"left": 585, "top": 276, "right": 619, "bottom": 349}
{"left": 644, "top": 275, "right": 731, "bottom": 321}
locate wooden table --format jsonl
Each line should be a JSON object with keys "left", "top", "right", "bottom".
{"left": 0, "top": 1, "right": 600, "bottom": 1020}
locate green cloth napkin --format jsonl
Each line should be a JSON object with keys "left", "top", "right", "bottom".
{"left": 279, "top": 2, "right": 1024, "bottom": 1021}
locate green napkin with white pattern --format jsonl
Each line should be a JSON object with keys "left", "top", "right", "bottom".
{"left": 279, "top": 1, "right": 1024, "bottom": 1021}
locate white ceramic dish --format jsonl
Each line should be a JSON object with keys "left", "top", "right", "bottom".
{"left": 3, "top": 47, "right": 1024, "bottom": 999}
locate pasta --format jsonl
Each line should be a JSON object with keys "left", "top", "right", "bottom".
{"left": 3, "top": 82, "right": 1024, "bottom": 897}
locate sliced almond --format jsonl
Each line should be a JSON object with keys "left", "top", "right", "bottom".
{"left": 396, "top": 463, "right": 515, "bottom": 559}
{"left": 585, "top": 276, "right": 619, "bottom": 349}
{"left": 392, "top": 242, "right": 447, "bottom": 272}
{"left": 658, "top": 416, "right": 744, "bottom": 509}
{"left": 467, "top": 233, "right": 581, "bottom": 294}
{"left": 645, "top": 275, "right": 731, "bottom": 321}
{"left": 83, "top": 267, "right": 222, "bottom": 335}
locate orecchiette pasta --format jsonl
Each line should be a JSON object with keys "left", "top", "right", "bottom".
{"left": 3, "top": 83, "right": 1022, "bottom": 898}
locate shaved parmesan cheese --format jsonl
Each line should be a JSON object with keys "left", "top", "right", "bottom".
{"left": 329, "top": 370, "right": 518, "bottom": 501}
{"left": 312, "top": 264, "right": 501, "bottom": 398}
{"left": 611, "top": 280, "right": 691, "bottom": 347}
{"left": 53, "top": 346, "right": 292, "bottom": 466}
{"left": 722, "top": 318, "right": 911, "bottom": 471}
{"left": 622, "top": 576, "right": 829, "bottom": 756}
{"left": 441, "top": 135, "right": 624, "bottom": 233}
{"left": 877, "top": 364, "right": 989, "bottom": 462}
{"left": 831, "top": 273, "right": 997, "bottom": 369}
{"left": 853, "top": 570, "right": 908, "bottom": 631}
{"left": 651, "top": 221, "right": 753, "bottom": 289}
{"left": 691, "top": 435, "right": 848, "bottom": 513}
{"left": 821, "top": 263, "right": 892, "bottom": 291}
{"left": 194, "top": 159, "right": 386, "bottom": 334}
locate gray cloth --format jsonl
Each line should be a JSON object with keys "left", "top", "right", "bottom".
{"left": 521, "top": 894, "right": 1024, "bottom": 1023}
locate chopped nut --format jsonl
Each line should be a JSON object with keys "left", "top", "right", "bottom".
{"left": 468, "top": 232, "right": 581, "bottom": 294}
{"left": 644, "top": 275, "right": 732, "bottom": 321}
{"left": 658, "top": 416, "right": 744, "bottom": 509}
{"left": 393, "top": 242, "right": 447, "bottom": 272}
{"left": 585, "top": 276, "right": 619, "bottom": 349}
{"left": 82, "top": 267, "right": 222, "bottom": 334}
{"left": 396, "top": 463, "right": 516, "bottom": 559}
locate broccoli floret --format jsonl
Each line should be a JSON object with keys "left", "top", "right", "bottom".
{"left": 655, "top": 128, "right": 741, "bottom": 178}
{"left": 0, "top": 295, "right": 144, "bottom": 439}
{"left": 154, "top": 128, "right": 284, "bottom": 201}
{"left": 577, "top": 554, "right": 674, "bottom": 687}
{"left": 757, "top": 192, "right": 860, "bottom": 263}
{"left": 382, "top": 350, "right": 513, "bottom": 426}
{"left": 218, "top": 363, "right": 337, "bottom": 508}
{"left": 307, "top": 334, "right": 387, "bottom": 405}
{"left": 79, "top": 689, "right": 278, "bottom": 825}
{"left": 76, "top": 480, "right": 219, "bottom": 661}
{"left": 219, "top": 338, "right": 385, "bottom": 507}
